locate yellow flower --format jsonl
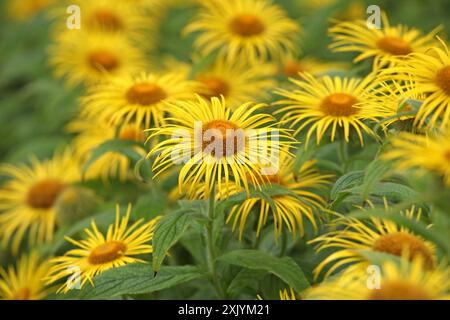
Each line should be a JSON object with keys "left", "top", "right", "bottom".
{"left": 382, "top": 42, "right": 450, "bottom": 129}
{"left": 275, "top": 73, "right": 381, "bottom": 145}
{"left": 257, "top": 287, "right": 298, "bottom": 300}
{"left": 67, "top": 118, "right": 147, "bottom": 182}
{"left": 223, "top": 158, "right": 330, "bottom": 240}
{"left": 306, "top": 257, "right": 450, "bottom": 300}
{"left": 147, "top": 95, "right": 294, "bottom": 198}
{"left": 7, "top": 0, "right": 55, "bottom": 21}
{"left": 185, "top": 0, "right": 300, "bottom": 63}
{"left": 51, "top": 0, "right": 155, "bottom": 44}
{"left": 279, "top": 288, "right": 297, "bottom": 300}
{"left": 81, "top": 71, "right": 198, "bottom": 129}
{"left": 49, "top": 31, "right": 146, "bottom": 87}
{"left": 309, "top": 207, "right": 435, "bottom": 279}
{"left": 383, "top": 128, "right": 450, "bottom": 186}
{"left": 46, "top": 205, "right": 160, "bottom": 293}
{"left": 0, "top": 149, "right": 81, "bottom": 254}
{"left": 329, "top": 13, "right": 440, "bottom": 69}
{"left": 195, "top": 57, "right": 275, "bottom": 109}
{"left": 0, "top": 252, "right": 52, "bottom": 300}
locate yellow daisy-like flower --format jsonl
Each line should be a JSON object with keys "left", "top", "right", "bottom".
{"left": 309, "top": 207, "right": 435, "bottom": 279}
{"left": 382, "top": 43, "right": 450, "bottom": 128}
{"left": 382, "top": 128, "right": 450, "bottom": 186}
{"left": 49, "top": 31, "right": 146, "bottom": 86}
{"left": 185, "top": 0, "right": 300, "bottom": 63}
{"left": 0, "top": 252, "right": 52, "bottom": 300}
{"left": 224, "top": 158, "right": 330, "bottom": 240}
{"left": 7, "top": 0, "right": 55, "bottom": 21}
{"left": 329, "top": 13, "right": 440, "bottom": 69}
{"left": 81, "top": 72, "right": 198, "bottom": 129}
{"left": 68, "top": 118, "right": 147, "bottom": 181}
{"left": 195, "top": 58, "right": 275, "bottom": 109}
{"left": 306, "top": 257, "right": 450, "bottom": 300}
{"left": 46, "top": 204, "right": 160, "bottom": 293}
{"left": 0, "top": 149, "right": 81, "bottom": 254}
{"left": 275, "top": 72, "right": 381, "bottom": 145}
{"left": 147, "top": 95, "right": 294, "bottom": 198}
{"left": 51, "top": 0, "right": 155, "bottom": 45}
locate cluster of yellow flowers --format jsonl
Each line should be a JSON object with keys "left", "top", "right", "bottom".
{"left": 0, "top": 0, "right": 449, "bottom": 300}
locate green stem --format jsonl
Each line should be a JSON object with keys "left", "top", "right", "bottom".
{"left": 278, "top": 231, "right": 287, "bottom": 257}
{"left": 338, "top": 136, "right": 349, "bottom": 172}
{"left": 206, "top": 183, "right": 227, "bottom": 299}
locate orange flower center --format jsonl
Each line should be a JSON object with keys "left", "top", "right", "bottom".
{"left": 88, "top": 241, "right": 127, "bottom": 265}
{"left": 90, "top": 10, "right": 123, "bottom": 31}
{"left": 368, "top": 280, "right": 431, "bottom": 300}
{"left": 372, "top": 232, "right": 434, "bottom": 269}
{"left": 444, "top": 149, "right": 450, "bottom": 163}
{"left": 126, "top": 83, "right": 167, "bottom": 106}
{"left": 376, "top": 36, "right": 412, "bottom": 56}
{"left": 27, "top": 179, "right": 66, "bottom": 209}
{"left": 13, "top": 288, "right": 31, "bottom": 300}
{"left": 88, "top": 50, "right": 119, "bottom": 72}
{"left": 199, "top": 77, "right": 230, "bottom": 99}
{"left": 435, "top": 65, "right": 450, "bottom": 95}
{"left": 282, "top": 60, "right": 305, "bottom": 77}
{"left": 202, "top": 120, "right": 244, "bottom": 157}
{"left": 229, "top": 14, "right": 265, "bottom": 37}
{"left": 320, "top": 93, "right": 358, "bottom": 117}
{"left": 119, "top": 127, "right": 145, "bottom": 142}
{"left": 261, "top": 174, "right": 285, "bottom": 186}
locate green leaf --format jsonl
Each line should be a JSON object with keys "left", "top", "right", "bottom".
{"left": 226, "top": 269, "right": 266, "bottom": 298}
{"left": 218, "top": 250, "right": 310, "bottom": 293}
{"left": 76, "top": 264, "right": 204, "bottom": 299}
{"left": 133, "top": 193, "right": 166, "bottom": 221}
{"left": 348, "top": 182, "right": 418, "bottom": 202}
{"left": 361, "top": 159, "right": 391, "bottom": 200}
{"left": 152, "top": 208, "right": 196, "bottom": 272}
{"left": 330, "top": 170, "right": 365, "bottom": 199}
{"left": 82, "top": 139, "right": 143, "bottom": 178}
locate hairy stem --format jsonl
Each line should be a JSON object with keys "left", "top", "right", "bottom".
{"left": 206, "top": 183, "right": 227, "bottom": 299}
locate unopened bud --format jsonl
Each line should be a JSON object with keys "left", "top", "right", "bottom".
{"left": 54, "top": 187, "right": 98, "bottom": 227}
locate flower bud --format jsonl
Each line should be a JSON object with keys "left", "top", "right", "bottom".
{"left": 54, "top": 187, "right": 98, "bottom": 227}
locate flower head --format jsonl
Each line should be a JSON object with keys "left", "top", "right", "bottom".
{"left": 310, "top": 207, "right": 435, "bottom": 278}
{"left": 49, "top": 31, "right": 146, "bottom": 86}
{"left": 329, "top": 13, "right": 440, "bottom": 69}
{"left": 306, "top": 257, "right": 449, "bottom": 300}
{"left": 148, "top": 95, "right": 294, "bottom": 198}
{"left": 275, "top": 73, "right": 382, "bottom": 145}
{"left": 46, "top": 205, "right": 160, "bottom": 293}
{"left": 0, "top": 149, "right": 81, "bottom": 253}
{"left": 0, "top": 252, "right": 52, "bottom": 300}
{"left": 185, "top": 0, "right": 300, "bottom": 63}
{"left": 383, "top": 128, "right": 450, "bottom": 186}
